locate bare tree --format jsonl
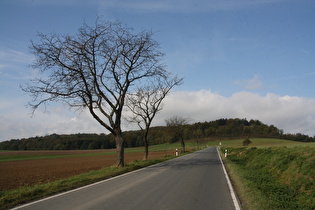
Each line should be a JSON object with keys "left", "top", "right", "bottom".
{"left": 165, "top": 116, "right": 190, "bottom": 153}
{"left": 22, "top": 20, "right": 167, "bottom": 167}
{"left": 126, "top": 76, "right": 183, "bottom": 160}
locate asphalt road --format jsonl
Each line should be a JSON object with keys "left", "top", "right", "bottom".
{"left": 14, "top": 147, "right": 238, "bottom": 210}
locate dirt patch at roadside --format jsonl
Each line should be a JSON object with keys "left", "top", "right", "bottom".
{"left": 0, "top": 151, "right": 169, "bottom": 191}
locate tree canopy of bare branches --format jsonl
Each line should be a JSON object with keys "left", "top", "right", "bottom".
{"left": 23, "top": 20, "right": 169, "bottom": 167}
{"left": 165, "top": 116, "right": 190, "bottom": 153}
{"left": 127, "top": 76, "right": 183, "bottom": 160}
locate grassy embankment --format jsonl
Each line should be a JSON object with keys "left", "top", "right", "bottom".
{"left": 219, "top": 138, "right": 315, "bottom": 210}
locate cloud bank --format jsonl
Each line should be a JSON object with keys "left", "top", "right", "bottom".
{"left": 157, "top": 90, "right": 315, "bottom": 136}
{"left": 1, "top": 90, "right": 314, "bottom": 142}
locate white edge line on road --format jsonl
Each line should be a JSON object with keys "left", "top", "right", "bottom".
{"left": 216, "top": 147, "right": 241, "bottom": 210}
{"left": 11, "top": 163, "right": 155, "bottom": 209}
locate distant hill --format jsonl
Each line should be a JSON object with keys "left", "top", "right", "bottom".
{"left": 0, "top": 118, "right": 314, "bottom": 150}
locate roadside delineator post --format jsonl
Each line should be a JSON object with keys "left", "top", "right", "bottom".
{"left": 225, "top": 149, "right": 228, "bottom": 157}
{"left": 175, "top": 148, "right": 179, "bottom": 156}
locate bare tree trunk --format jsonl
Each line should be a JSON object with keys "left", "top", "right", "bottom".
{"left": 181, "top": 139, "right": 185, "bottom": 153}
{"left": 115, "top": 134, "right": 125, "bottom": 167}
{"left": 144, "top": 140, "right": 149, "bottom": 161}
{"left": 143, "top": 129, "right": 150, "bottom": 161}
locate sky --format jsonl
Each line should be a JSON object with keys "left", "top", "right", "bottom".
{"left": 1, "top": 0, "right": 315, "bottom": 141}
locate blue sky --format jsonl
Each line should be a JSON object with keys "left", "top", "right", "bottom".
{"left": 1, "top": 0, "right": 315, "bottom": 141}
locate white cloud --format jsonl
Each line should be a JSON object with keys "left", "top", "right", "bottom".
{"left": 0, "top": 98, "right": 106, "bottom": 141}
{"left": 154, "top": 90, "right": 315, "bottom": 136}
{"left": 1, "top": 89, "right": 315, "bottom": 141}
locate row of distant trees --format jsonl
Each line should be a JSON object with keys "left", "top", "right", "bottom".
{"left": 1, "top": 118, "right": 313, "bottom": 151}
{"left": 0, "top": 133, "right": 115, "bottom": 151}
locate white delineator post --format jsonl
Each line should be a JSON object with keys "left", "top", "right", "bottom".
{"left": 175, "top": 148, "right": 179, "bottom": 156}
{"left": 225, "top": 149, "right": 228, "bottom": 158}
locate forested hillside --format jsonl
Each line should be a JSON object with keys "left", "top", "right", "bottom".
{"left": 1, "top": 118, "right": 314, "bottom": 150}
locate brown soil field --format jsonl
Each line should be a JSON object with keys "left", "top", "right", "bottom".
{"left": 0, "top": 149, "right": 115, "bottom": 156}
{"left": 0, "top": 150, "right": 169, "bottom": 191}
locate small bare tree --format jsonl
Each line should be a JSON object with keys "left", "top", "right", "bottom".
{"left": 127, "top": 76, "right": 183, "bottom": 160}
{"left": 22, "top": 20, "right": 168, "bottom": 167}
{"left": 165, "top": 116, "right": 190, "bottom": 153}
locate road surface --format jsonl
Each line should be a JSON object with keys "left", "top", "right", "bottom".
{"left": 14, "top": 147, "right": 239, "bottom": 210}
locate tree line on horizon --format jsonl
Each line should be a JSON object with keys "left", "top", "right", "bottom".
{"left": 1, "top": 118, "right": 314, "bottom": 151}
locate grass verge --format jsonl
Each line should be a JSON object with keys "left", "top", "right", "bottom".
{"left": 220, "top": 146, "right": 315, "bottom": 210}
{"left": 0, "top": 156, "right": 174, "bottom": 209}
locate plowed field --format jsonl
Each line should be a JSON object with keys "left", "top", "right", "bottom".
{"left": 0, "top": 150, "right": 169, "bottom": 191}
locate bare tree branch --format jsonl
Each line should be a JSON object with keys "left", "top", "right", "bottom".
{"left": 22, "top": 20, "right": 171, "bottom": 167}
{"left": 126, "top": 76, "right": 183, "bottom": 160}
{"left": 165, "top": 115, "right": 190, "bottom": 153}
